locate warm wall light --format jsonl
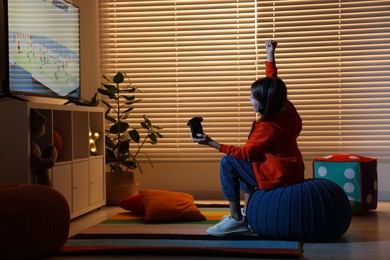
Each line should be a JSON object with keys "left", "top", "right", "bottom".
{"left": 89, "top": 130, "right": 101, "bottom": 155}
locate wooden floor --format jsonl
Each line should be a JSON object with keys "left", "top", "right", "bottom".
{"left": 47, "top": 201, "right": 390, "bottom": 260}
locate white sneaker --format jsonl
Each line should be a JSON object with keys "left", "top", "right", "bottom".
{"left": 207, "top": 215, "right": 251, "bottom": 236}
{"left": 220, "top": 208, "right": 246, "bottom": 221}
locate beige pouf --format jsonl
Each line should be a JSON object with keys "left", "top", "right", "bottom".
{"left": 0, "top": 184, "right": 70, "bottom": 259}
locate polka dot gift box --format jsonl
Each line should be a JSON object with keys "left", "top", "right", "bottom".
{"left": 313, "top": 154, "right": 377, "bottom": 214}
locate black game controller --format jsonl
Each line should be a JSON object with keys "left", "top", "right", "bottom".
{"left": 187, "top": 117, "right": 204, "bottom": 138}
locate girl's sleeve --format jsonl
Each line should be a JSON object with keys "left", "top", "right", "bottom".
{"left": 219, "top": 124, "right": 274, "bottom": 161}
{"left": 265, "top": 61, "right": 278, "bottom": 77}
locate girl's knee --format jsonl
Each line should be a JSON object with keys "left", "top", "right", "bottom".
{"left": 220, "top": 155, "right": 234, "bottom": 165}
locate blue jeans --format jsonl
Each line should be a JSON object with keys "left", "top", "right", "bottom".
{"left": 219, "top": 155, "right": 258, "bottom": 201}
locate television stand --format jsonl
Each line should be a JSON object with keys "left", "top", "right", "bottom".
{"left": 0, "top": 91, "right": 28, "bottom": 102}
{"left": 0, "top": 100, "right": 106, "bottom": 219}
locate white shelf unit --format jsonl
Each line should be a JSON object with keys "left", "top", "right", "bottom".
{"left": 0, "top": 99, "right": 106, "bottom": 219}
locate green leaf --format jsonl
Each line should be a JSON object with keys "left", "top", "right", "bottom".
{"left": 122, "top": 107, "right": 134, "bottom": 114}
{"left": 90, "top": 92, "right": 100, "bottom": 106}
{"left": 143, "top": 115, "right": 152, "bottom": 127}
{"left": 120, "top": 112, "right": 130, "bottom": 121}
{"left": 149, "top": 132, "right": 158, "bottom": 144}
{"left": 110, "top": 122, "right": 129, "bottom": 134}
{"left": 102, "top": 74, "right": 113, "bottom": 83}
{"left": 101, "top": 100, "right": 113, "bottom": 109}
{"left": 101, "top": 83, "right": 117, "bottom": 91}
{"left": 113, "top": 72, "right": 125, "bottom": 84}
{"left": 105, "top": 148, "right": 117, "bottom": 163}
{"left": 122, "top": 160, "right": 137, "bottom": 169}
{"left": 140, "top": 122, "right": 149, "bottom": 130}
{"left": 121, "top": 88, "right": 137, "bottom": 93}
{"left": 119, "top": 153, "right": 129, "bottom": 161}
{"left": 129, "top": 129, "right": 140, "bottom": 143}
{"left": 119, "top": 140, "right": 130, "bottom": 154}
{"left": 98, "top": 88, "right": 116, "bottom": 99}
{"left": 122, "top": 95, "right": 135, "bottom": 101}
{"left": 125, "top": 99, "right": 141, "bottom": 106}
{"left": 105, "top": 115, "right": 116, "bottom": 123}
{"left": 105, "top": 138, "right": 116, "bottom": 150}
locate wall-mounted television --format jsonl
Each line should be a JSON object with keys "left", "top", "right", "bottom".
{"left": 1, "top": 0, "right": 80, "bottom": 101}
{"left": 0, "top": 0, "right": 6, "bottom": 92}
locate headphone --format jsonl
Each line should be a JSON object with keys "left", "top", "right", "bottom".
{"left": 258, "top": 78, "right": 272, "bottom": 114}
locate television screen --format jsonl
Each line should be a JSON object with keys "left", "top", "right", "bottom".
{"left": 7, "top": 0, "right": 80, "bottom": 99}
{"left": 0, "top": 0, "right": 6, "bottom": 90}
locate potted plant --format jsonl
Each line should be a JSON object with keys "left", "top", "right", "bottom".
{"left": 98, "top": 72, "right": 163, "bottom": 205}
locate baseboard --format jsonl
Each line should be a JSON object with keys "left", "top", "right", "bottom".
{"left": 378, "top": 191, "right": 390, "bottom": 201}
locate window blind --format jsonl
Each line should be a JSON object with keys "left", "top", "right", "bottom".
{"left": 98, "top": 0, "right": 390, "bottom": 163}
{"left": 98, "top": 0, "right": 258, "bottom": 163}
{"left": 257, "top": 0, "right": 390, "bottom": 161}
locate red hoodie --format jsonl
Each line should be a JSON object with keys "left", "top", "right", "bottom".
{"left": 219, "top": 61, "right": 305, "bottom": 189}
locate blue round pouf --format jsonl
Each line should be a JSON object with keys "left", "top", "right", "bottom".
{"left": 246, "top": 178, "right": 351, "bottom": 242}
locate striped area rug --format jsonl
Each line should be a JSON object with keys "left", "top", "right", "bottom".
{"left": 59, "top": 208, "right": 302, "bottom": 257}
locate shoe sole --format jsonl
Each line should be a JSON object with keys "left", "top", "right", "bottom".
{"left": 207, "top": 228, "right": 253, "bottom": 237}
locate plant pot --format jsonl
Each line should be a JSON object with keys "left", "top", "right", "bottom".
{"left": 106, "top": 171, "right": 140, "bottom": 206}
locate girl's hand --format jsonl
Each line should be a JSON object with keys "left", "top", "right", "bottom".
{"left": 192, "top": 133, "right": 221, "bottom": 150}
{"left": 265, "top": 39, "right": 277, "bottom": 53}
{"left": 192, "top": 133, "right": 210, "bottom": 145}
{"left": 265, "top": 39, "right": 277, "bottom": 62}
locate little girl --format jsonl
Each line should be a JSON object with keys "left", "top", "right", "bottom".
{"left": 193, "top": 40, "right": 305, "bottom": 236}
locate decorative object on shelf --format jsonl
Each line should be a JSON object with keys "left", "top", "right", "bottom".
{"left": 98, "top": 72, "right": 163, "bottom": 204}
{"left": 30, "top": 109, "right": 58, "bottom": 186}
{"left": 89, "top": 129, "right": 101, "bottom": 155}
{"left": 66, "top": 92, "right": 100, "bottom": 106}
{"left": 53, "top": 129, "right": 63, "bottom": 157}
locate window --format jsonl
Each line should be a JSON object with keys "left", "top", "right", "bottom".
{"left": 98, "top": 0, "right": 390, "bottom": 163}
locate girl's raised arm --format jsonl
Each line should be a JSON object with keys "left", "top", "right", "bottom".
{"left": 265, "top": 40, "right": 278, "bottom": 77}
